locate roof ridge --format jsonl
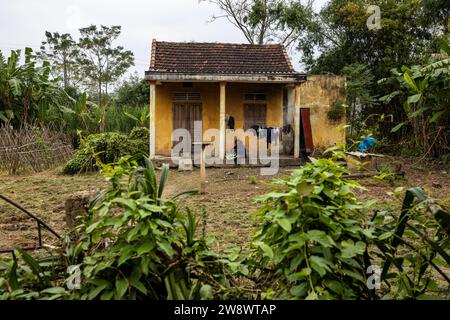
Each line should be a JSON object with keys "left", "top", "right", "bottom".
{"left": 155, "top": 40, "right": 284, "bottom": 47}
{"left": 281, "top": 46, "right": 294, "bottom": 72}
{"left": 150, "top": 38, "right": 157, "bottom": 69}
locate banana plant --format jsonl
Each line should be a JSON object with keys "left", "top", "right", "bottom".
{"left": 61, "top": 93, "right": 107, "bottom": 134}
{"left": 0, "top": 47, "right": 66, "bottom": 125}
{"left": 124, "top": 107, "right": 149, "bottom": 127}
{"left": 378, "top": 34, "right": 450, "bottom": 156}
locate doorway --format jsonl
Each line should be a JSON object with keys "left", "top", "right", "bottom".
{"left": 300, "top": 108, "right": 314, "bottom": 154}
{"left": 172, "top": 103, "right": 202, "bottom": 156}
{"left": 243, "top": 103, "right": 267, "bottom": 130}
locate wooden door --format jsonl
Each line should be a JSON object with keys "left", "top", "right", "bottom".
{"left": 243, "top": 104, "right": 267, "bottom": 131}
{"left": 300, "top": 108, "right": 314, "bottom": 153}
{"left": 173, "top": 103, "right": 202, "bottom": 150}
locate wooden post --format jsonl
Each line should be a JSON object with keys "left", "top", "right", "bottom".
{"left": 219, "top": 82, "right": 226, "bottom": 160}
{"left": 294, "top": 83, "right": 301, "bottom": 159}
{"left": 149, "top": 81, "right": 156, "bottom": 159}
{"left": 194, "top": 142, "right": 212, "bottom": 194}
{"left": 200, "top": 144, "right": 206, "bottom": 194}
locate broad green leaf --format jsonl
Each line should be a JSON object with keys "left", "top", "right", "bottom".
{"left": 158, "top": 240, "right": 176, "bottom": 258}
{"left": 379, "top": 90, "right": 400, "bottom": 104}
{"left": 407, "top": 93, "right": 421, "bottom": 104}
{"left": 409, "top": 107, "right": 428, "bottom": 118}
{"left": 118, "top": 247, "right": 134, "bottom": 266}
{"left": 277, "top": 218, "right": 292, "bottom": 232}
{"left": 296, "top": 181, "right": 314, "bottom": 196}
{"left": 85, "top": 220, "right": 101, "bottom": 234}
{"left": 129, "top": 278, "right": 147, "bottom": 295}
{"left": 310, "top": 255, "right": 332, "bottom": 277}
{"left": 115, "top": 277, "right": 128, "bottom": 299}
{"left": 88, "top": 282, "right": 109, "bottom": 299}
{"left": 158, "top": 164, "right": 169, "bottom": 199}
{"left": 137, "top": 240, "right": 155, "bottom": 256}
{"left": 8, "top": 260, "right": 19, "bottom": 291}
{"left": 306, "top": 230, "right": 335, "bottom": 248}
{"left": 391, "top": 122, "right": 406, "bottom": 133}
{"left": 40, "top": 287, "right": 67, "bottom": 295}
{"left": 340, "top": 240, "right": 366, "bottom": 258}
{"left": 429, "top": 111, "right": 444, "bottom": 123}
{"left": 257, "top": 242, "right": 274, "bottom": 259}
{"left": 290, "top": 282, "right": 308, "bottom": 297}
{"left": 200, "top": 284, "right": 213, "bottom": 300}
{"left": 378, "top": 231, "right": 394, "bottom": 240}
{"left": 111, "top": 198, "right": 137, "bottom": 211}
{"left": 403, "top": 72, "right": 418, "bottom": 92}
{"left": 324, "top": 280, "right": 345, "bottom": 296}
{"left": 287, "top": 268, "right": 311, "bottom": 282}
{"left": 100, "top": 290, "right": 114, "bottom": 300}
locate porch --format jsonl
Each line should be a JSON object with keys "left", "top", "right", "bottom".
{"left": 147, "top": 80, "right": 307, "bottom": 162}
{"left": 153, "top": 154, "right": 303, "bottom": 169}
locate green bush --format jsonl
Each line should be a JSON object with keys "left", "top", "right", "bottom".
{"left": 0, "top": 157, "right": 235, "bottom": 300}
{"left": 128, "top": 126, "right": 149, "bottom": 145}
{"left": 62, "top": 131, "right": 148, "bottom": 174}
{"left": 248, "top": 153, "right": 450, "bottom": 300}
{"left": 70, "top": 158, "right": 225, "bottom": 300}
{"left": 251, "top": 157, "right": 375, "bottom": 299}
{"left": 2, "top": 154, "right": 448, "bottom": 300}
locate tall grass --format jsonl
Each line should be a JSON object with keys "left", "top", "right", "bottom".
{"left": 104, "top": 104, "right": 148, "bottom": 133}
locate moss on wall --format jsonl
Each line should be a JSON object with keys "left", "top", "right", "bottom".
{"left": 300, "top": 75, "right": 346, "bottom": 149}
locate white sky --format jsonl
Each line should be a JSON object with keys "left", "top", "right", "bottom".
{"left": 0, "top": 0, "right": 327, "bottom": 77}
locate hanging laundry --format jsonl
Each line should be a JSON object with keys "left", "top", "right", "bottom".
{"left": 227, "top": 115, "right": 235, "bottom": 129}
{"left": 250, "top": 125, "right": 260, "bottom": 137}
{"left": 272, "top": 128, "right": 279, "bottom": 145}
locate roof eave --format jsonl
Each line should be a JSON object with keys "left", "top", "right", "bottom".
{"left": 144, "top": 71, "right": 307, "bottom": 83}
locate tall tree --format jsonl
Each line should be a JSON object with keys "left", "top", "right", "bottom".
{"left": 36, "top": 32, "right": 79, "bottom": 89}
{"left": 201, "top": 0, "right": 315, "bottom": 47}
{"left": 113, "top": 73, "right": 150, "bottom": 108}
{"left": 76, "top": 25, "right": 134, "bottom": 106}
{"left": 299, "top": 0, "right": 445, "bottom": 77}
{"left": 342, "top": 63, "right": 378, "bottom": 138}
{"left": 422, "top": 0, "right": 450, "bottom": 35}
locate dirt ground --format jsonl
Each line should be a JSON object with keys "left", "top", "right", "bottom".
{"left": 0, "top": 157, "right": 449, "bottom": 253}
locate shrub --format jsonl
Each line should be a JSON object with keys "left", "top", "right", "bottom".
{"left": 0, "top": 157, "right": 231, "bottom": 300}
{"left": 250, "top": 157, "right": 376, "bottom": 299}
{"left": 128, "top": 126, "right": 149, "bottom": 146}
{"left": 249, "top": 153, "right": 450, "bottom": 300}
{"left": 62, "top": 131, "right": 148, "bottom": 174}
{"left": 70, "top": 157, "right": 222, "bottom": 300}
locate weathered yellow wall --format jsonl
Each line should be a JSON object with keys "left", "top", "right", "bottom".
{"left": 300, "top": 75, "right": 346, "bottom": 149}
{"left": 154, "top": 82, "right": 283, "bottom": 155}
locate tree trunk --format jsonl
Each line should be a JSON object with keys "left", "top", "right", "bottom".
{"left": 63, "top": 54, "right": 68, "bottom": 89}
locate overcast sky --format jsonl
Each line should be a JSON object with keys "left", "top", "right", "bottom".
{"left": 0, "top": 0, "right": 327, "bottom": 76}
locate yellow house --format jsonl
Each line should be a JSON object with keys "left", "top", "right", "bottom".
{"left": 144, "top": 40, "right": 345, "bottom": 162}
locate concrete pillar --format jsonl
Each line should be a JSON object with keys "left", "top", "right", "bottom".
{"left": 282, "top": 84, "right": 295, "bottom": 155}
{"left": 149, "top": 81, "right": 156, "bottom": 159}
{"left": 219, "top": 82, "right": 226, "bottom": 160}
{"left": 294, "top": 83, "right": 301, "bottom": 159}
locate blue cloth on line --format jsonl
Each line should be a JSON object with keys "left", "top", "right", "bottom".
{"left": 358, "top": 136, "right": 376, "bottom": 152}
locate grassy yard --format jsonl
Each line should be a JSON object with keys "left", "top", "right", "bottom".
{"left": 1, "top": 157, "right": 449, "bottom": 252}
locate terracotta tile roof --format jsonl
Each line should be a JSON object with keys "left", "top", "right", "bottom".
{"left": 149, "top": 40, "right": 298, "bottom": 75}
